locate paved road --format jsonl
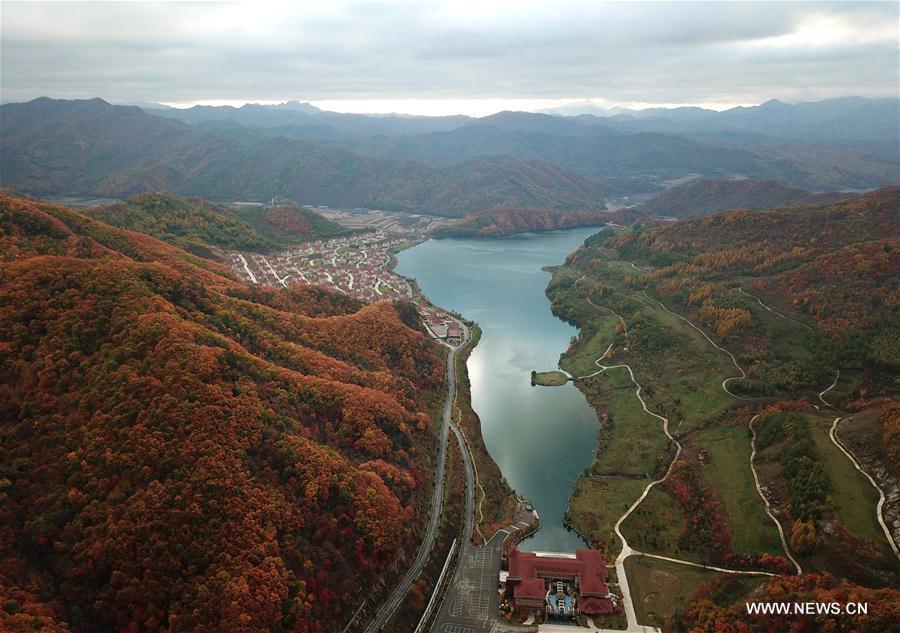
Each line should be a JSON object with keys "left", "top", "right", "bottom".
{"left": 450, "top": 422, "right": 476, "bottom": 550}
{"left": 431, "top": 505, "right": 537, "bottom": 633}
{"left": 364, "top": 326, "right": 467, "bottom": 633}
{"left": 431, "top": 324, "right": 541, "bottom": 633}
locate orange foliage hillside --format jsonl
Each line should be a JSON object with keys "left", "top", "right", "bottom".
{"left": 0, "top": 193, "right": 444, "bottom": 632}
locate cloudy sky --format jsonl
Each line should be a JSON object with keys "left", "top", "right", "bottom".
{"left": 1, "top": 1, "right": 898, "bottom": 115}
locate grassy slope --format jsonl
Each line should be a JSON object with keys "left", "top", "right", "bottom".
{"left": 695, "top": 420, "right": 783, "bottom": 556}
{"left": 625, "top": 556, "right": 765, "bottom": 633}
{"left": 753, "top": 411, "right": 898, "bottom": 586}
{"left": 807, "top": 417, "right": 888, "bottom": 548}
{"left": 550, "top": 258, "right": 777, "bottom": 560}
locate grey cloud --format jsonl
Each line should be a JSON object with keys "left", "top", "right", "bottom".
{"left": 1, "top": 1, "right": 897, "bottom": 107}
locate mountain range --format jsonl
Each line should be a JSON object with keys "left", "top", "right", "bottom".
{"left": 145, "top": 96, "right": 899, "bottom": 144}
{"left": 2, "top": 96, "right": 898, "bottom": 218}
{"left": 148, "top": 99, "right": 900, "bottom": 190}
{"left": 1, "top": 98, "right": 609, "bottom": 216}
{"left": 81, "top": 192, "right": 350, "bottom": 257}
{"left": 635, "top": 179, "right": 856, "bottom": 218}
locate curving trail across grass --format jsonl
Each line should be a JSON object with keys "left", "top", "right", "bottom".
{"left": 737, "top": 286, "right": 811, "bottom": 331}
{"left": 828, "top": 417, "right": 900, "bottom": 561}
{"left": 818, "top": 371, "right": 840, "bottom": 408}
{"left": 748, "top": 413, "right": 803, "bottom": 574}
{"left": 571, "top": 284, "right": 778, "bottom": 631}
{"left": 641, "top": 290, "right": 748, "bottom": 399}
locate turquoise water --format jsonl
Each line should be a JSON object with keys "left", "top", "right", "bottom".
{"left": 396, "top": 227, "right": 601, "bottom": 552}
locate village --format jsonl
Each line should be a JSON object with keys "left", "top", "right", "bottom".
{"left": 225, "top": 228, "right": 464, "bottom": 345}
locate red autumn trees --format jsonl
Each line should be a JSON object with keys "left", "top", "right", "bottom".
{"left": 0, "top": 193, "right": 445, "bottom": 632}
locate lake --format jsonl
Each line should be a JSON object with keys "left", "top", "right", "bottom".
{"left": 396, "top": 227, "right": 601, "bottom": 552}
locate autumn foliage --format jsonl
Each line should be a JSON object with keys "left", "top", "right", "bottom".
{"left": 697, "top": 298, "right": 752, "bottom": 339}
{"left": 434, "top": 206, "right": 639, "bottom": 238}
{"left": 881, "top": 401, "right": 900, "bottom": 466}
{"left": 683, "top": 573, "right": 900, "bottom": 632}
{"left": 0, "top": 193, "right": 445, "bottom": 632}
{"left": 661, "top": 462, "right": 792, "bottom": 575}
{"left": 603, "top": 188, "right": 900, "bottom": 396}
{"left": 664, "top": 463, "right": 733, "bottom": 563}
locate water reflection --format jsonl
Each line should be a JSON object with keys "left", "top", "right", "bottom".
{"left": 396, "top": 228, "right": 601, "bottom": 552}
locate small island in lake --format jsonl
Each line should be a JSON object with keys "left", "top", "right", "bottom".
{"left": 531, "top": 370, "right": 569, "bottom": 386}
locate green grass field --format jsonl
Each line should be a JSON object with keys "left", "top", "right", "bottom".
{"left": 553, "top": 257, "right": 762, "bottom": 561}
{"left": 619, "top": 487, "right": 694, "bottom": 561}
{"left": 808, "top": 415, "right": 886, "bottom": 546}
{"left": 628, "top": 292, "right": 736, "bottom": 434}
{"left": 578, "top": 369, "right": 671, "bottom": 477}
{"left": 694, "top": 421, "right": 784, "bottom": 556}
{"left": 550, "top": 254, "right": 808, "bottom": 574}
{"left": 567, "top": 476, "right": 647, "bottom": 554}
{"left": 624, "top": 555, "right": 766, "bottom": 633}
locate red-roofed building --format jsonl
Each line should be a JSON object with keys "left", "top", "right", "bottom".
{"left": 506, "top": 547, "right": 615, "bottom": 616}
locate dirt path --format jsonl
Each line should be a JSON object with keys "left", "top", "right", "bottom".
{"left": 642, "top": 290, "right": 748, "bottom": 398}
{"left": 829, "top": 417, "right": 900, "bottom": 560}
{"left": 737, "top": 286, "right": 811, "bottom": 331}
{"left": 637, "top": 551, "right": 777, "bottom": 576}
{"left": 748, "top": 413, "right": 803, "bottom": 574}
{"left": 818, "top": 371, "right": 840, "bottom": 408}
{"left": 572, "top": 285, "right": 778, "bottom": 631}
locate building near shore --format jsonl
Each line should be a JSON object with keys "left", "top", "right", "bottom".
{"left": 505, "top": 547, "right": 615, "bottom": 618}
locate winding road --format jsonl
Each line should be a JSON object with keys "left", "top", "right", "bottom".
{"left": 363, "top": 324, "right": 468, "bottom": 633}
{"left": 818, "top": 371, "right": 840, "bottom": 408}
{"left": 570, "top": 281, "right": 786, "bottom": 631}
{"left": 577, "top": 339, "right": 772, "bottom": 633}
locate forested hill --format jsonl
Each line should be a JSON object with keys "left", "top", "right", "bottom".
{"left": 433, "top": 206, "right": 639, "bottom": 238}
{"left": 0, "top": 98, "right": 609, "bottom": 217}
{"left": 0, "top": 192, "right": 446, "bottom": 632}
{"left": 606, "top": 187, "right": 899, "bottom": 395}
{"left": 636, "top": 178, "right": 854, "bottom": 218}
{"left": 82, "top": 192, "right": 350, "bottom": 257}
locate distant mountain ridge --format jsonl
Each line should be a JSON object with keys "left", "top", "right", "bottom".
{"left": 636, "top": 179, "right": 856, "bottom": 218}
{"left": 148, "top": 96, "right": 900, "bottom": 144}
{"left": 143, "top": 98, "right": 899, "bottom": 191}
{"left": 2, "top": 96, "right": 897, "bottom": 215}
{"left": 432, "top": 207, "right": 629, "bottom": 238}
{"left": 1, "top": 98, "right": 609, "bottom": 217}
{"left": 557, "top": 97, "right": 900, "bottom": 143}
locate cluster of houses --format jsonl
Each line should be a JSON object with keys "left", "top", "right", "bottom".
{"left": 417, "top": 300, "right": 463, "bottom": 344}
{"left": 226, "top": 231, "right": 415, "bottom": 302}
{"left": 225, "top": 231, "right": 466, "bottom": 346}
